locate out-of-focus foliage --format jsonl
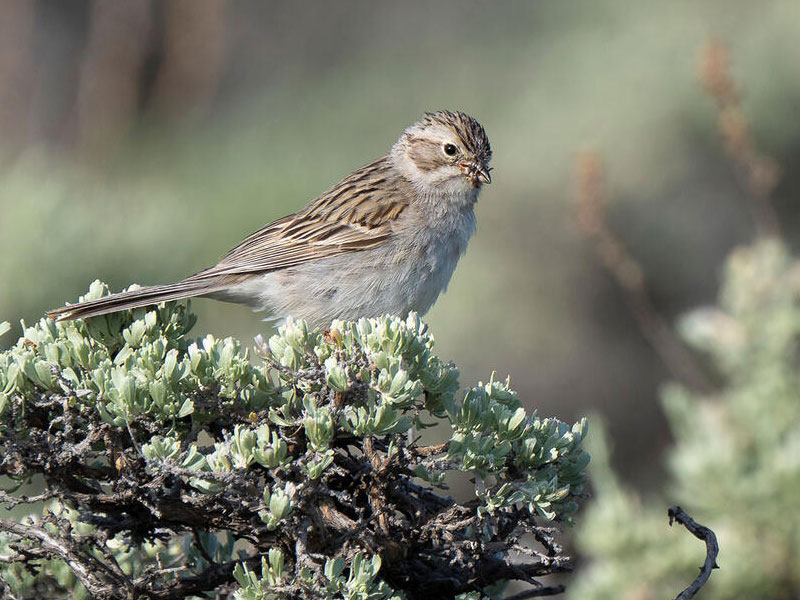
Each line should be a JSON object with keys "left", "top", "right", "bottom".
{"left": 0, "top": 285, "right": 588, "bottom": 599}
{"left": 569, "top": 239, "right": 800, "bottom": 599}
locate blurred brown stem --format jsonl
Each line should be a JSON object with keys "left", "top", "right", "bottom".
{"left": 75, "top": 1, "right": 152, "bottom": 155}
{"left": 150, "top": 0, "right": 228, "bottom": 121}
{"left": 575, "top": 152, "right": 715, "bottom": 394}
{"left": 0, "top": 0, "right": 35, "bottom": 159}
{"left": 699, "top": 39, "right": 782, "bottom": 239}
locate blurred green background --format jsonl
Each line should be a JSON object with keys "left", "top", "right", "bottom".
{"left": 2, "top": 0, "right": 800, "bottom": 489}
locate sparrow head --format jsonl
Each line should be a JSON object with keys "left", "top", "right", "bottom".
{"left": 392, "top": 110, "right": 492, "bottom": 196}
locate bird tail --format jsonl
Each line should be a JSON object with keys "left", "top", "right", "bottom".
{"left": 46, "top": 278, "right": 230, "bottom": 322}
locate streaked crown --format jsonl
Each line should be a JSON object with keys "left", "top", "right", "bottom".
{"left": 417, "top": 110, "right": 492, "bottom": 166}
{"left": 393, "top": 110, "right": 492, "bottom": 191}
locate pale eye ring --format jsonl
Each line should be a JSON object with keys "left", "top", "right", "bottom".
{"left": 443, "top": 143, "right": 458, "bottom": 156}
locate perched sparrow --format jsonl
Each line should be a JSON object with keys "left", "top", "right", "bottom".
{"left": 47, "top": 110, "right": 492, "bottom": 327}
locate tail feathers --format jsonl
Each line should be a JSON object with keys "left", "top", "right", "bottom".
{"left": 46, "top": 279, "right": 227, "bottom": 321}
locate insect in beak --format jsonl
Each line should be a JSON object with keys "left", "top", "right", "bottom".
{"left": 459, "top": 162, "right": 493, "bottom": 187}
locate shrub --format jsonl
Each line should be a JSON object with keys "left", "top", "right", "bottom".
{"left": 0, "top": 282, "right": 588, "bottom": 600}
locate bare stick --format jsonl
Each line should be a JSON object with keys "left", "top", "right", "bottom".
{"left": 667, "top": 506, "right": 719, "bottom": 600}
{"left": 505, "top": 585, "right": 566, "bottom": 599}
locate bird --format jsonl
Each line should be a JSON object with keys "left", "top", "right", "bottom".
{"left": 47, "top": 110, "right": 492, "bottom": 328}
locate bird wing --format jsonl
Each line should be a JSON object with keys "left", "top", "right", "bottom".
{"left": 189, "top": 157, "right": 411, "bottom": 280}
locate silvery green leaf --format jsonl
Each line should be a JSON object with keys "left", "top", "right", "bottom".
{"left": 324, "top": 557, "right": 346, "bottom": 581}
{"left": 303, "top": 450, "right": 334, "bottom": 479}
{"left": 324, "top": 356, "right": 349, "bottom": 392}
{"left": 180, "top": 445, "right": 206, "bottom": 471}
{"left": 268, "top": 548, "right": 285, "bottom": 580}
{"left": 123, "top": 320, "right": 147, "bottom": 347}
{"left": 176, "top": 398, "right": 194, "bottom": 418}
{"left": 33, "top": 361, "right": 55, "bottom": 390}
{"left": 190, "top": 476, "right": 223, "bottom": 495}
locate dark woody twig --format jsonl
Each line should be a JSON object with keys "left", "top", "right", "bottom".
{"left": 667, "top": 506, "right": 720, "bottom": 600}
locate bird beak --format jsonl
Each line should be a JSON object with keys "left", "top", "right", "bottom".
{"left": 460, "top": 162, "right": 492, "bottom": 187}
{"left": 476, "top": 164, "right": 492, "bottom": 185}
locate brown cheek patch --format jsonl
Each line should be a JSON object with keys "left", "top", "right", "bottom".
{"left": 408, "top": 139, "right": 446, "bottom": 172}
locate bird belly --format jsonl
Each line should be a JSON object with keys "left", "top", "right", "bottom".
{"left": 218, "top": 209, "right": 475, "bottom": 328}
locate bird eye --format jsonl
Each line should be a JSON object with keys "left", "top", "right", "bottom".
{"left": 443, "top": 143, "right": 458, "bottom": 156}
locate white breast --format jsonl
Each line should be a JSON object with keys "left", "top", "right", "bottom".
{"left": 396, "top": 199, "right": 476, "bottom": 315}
